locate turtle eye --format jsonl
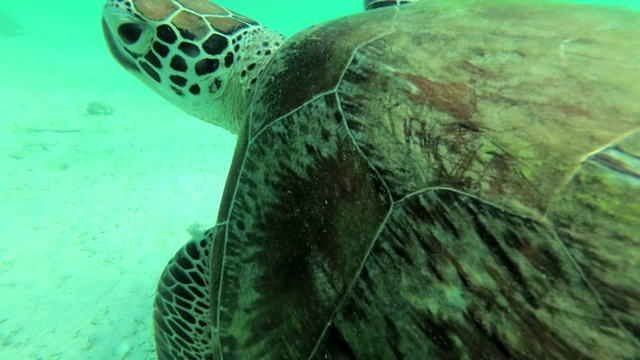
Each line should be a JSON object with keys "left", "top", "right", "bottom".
{"left": 118, "top": 22, "right": 143, "bottom": 44}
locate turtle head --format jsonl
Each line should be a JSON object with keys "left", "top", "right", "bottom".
{"left": 102, "top": 0, "right": 285, "bottom": 134}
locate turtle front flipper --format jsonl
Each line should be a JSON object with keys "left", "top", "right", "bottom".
{"left": 153, "top": 228, "right": 215, "bottom": 360}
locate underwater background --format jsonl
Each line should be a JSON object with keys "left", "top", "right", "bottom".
{"left": 0, "top": 0, "right": 638, "bottom": 359}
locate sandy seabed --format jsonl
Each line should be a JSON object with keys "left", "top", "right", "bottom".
{"left": 0, "top": 3, "right": 234, "bottom": 360}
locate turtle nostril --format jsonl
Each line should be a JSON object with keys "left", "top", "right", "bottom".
{"left": 118, "top": 22, "right": 143, "bottom": 44}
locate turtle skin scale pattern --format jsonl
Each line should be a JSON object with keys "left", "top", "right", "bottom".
{"left": 102, "top": 0, "right": 284, "bottom": 133}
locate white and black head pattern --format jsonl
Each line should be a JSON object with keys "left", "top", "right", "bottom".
{"left": 102, "top": 0, "right": 284, "bottom": 133}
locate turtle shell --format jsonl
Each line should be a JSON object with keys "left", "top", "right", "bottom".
{"left": 159, "top": 1, "right": 640, "bottom": 358}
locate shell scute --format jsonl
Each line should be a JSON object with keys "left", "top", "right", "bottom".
{"left": 212, "top": 93, "right": 392, "bottom": 357}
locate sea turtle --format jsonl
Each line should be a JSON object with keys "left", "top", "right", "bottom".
{"left": 102, "top": 0, "right": 640, "bottom": 358}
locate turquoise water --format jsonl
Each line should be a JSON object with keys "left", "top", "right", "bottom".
{"left": 0, "top": 0, "right": 638, "bottom": 359}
